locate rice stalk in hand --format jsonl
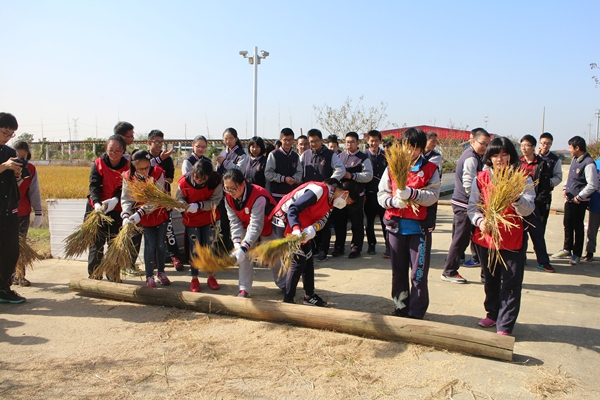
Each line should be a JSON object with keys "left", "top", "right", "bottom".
{"left": 249, "top": 233, "right": 305, "bottom": 278}
{"left": 476, "top": 165, "right": 529, "bottom": 273}
{"left": 92, "top": 222, "right": 142, "bottom": 282}
{"left": 385, "top": 139, "right": 419, "bottom": 213}
{"left": 16, "top": 236, "right": 41, "bottom": 280}
{"left": 189, "top": 241, "right": 236, "bottom": 275}
{"left": 127, "top": 178, "right": 183, "bottom": 211}
{"left": 63, "top": 209, "right": 114, "bottom": 258}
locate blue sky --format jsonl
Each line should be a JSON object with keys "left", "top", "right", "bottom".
{"left": 2, "top": 1, "right": 599, "bottom": 148}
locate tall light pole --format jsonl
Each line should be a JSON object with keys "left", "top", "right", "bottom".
{"left": 239, "top": 46, "right": 269, "bottom": 138}
{"left": 596, "top": 109, "right": 600, "bottom": 141}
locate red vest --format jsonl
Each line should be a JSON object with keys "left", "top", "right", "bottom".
{"left": 384, "top": 161, "right": 438, "bottom": 221}
{"left": 123, "top": 167, "right": 169, "bottom": 227}
{"left": 89, "top": 157, "right": 130, "bottom": 211}
{"left": 226, "top": 184, "right": 277, "bottom": 236}
{"left": 270, "top": 181, "right": 333, "bottom": 235}
{"left": 472, "top": 170, "right": 524, "bottom": 251}
{"left": 178, "top": 174, "right": 220, "bottom": 227}
{"left": 18, "top": 164, "right": 36, "bottom": 217}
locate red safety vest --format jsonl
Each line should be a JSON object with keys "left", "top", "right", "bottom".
{"left": 384, "top": 161, "right": 438, "bottom": 221}
{"left": 88, "top": 157, "right": 129, "bottom": 211}
{"left": 123, "top": 166, "right": 169, "bottom": 227}
{"left": 472, "top": 169, "right": 524, "bottom": 250}
{"left": 178, "top": 174, "right": 220, "bottom": 227}
{"left": 270, "top": 181, "right": 333, "bottom": 235}
{"left": 17, "top": 163, "right": 36, "bottom": 217}
{"left": 225, "top": 184, "right": 277, "bottom": 236}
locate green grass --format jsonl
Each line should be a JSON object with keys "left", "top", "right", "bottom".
{"left": 27, "top": 228, "right": 52, "bottom": 259}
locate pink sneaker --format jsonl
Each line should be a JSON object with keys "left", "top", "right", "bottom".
{"left": 190, "top": 277, "right": 200, "bottom": 292}
{"left": 207, "top": 275, "right": 220, "bottom": 290}
{"left": 156, "top": 272, "right": 171, "bottom": 285}
{"left": 237, "top": 290, "right": 249, "bottom": 298}
{"left": 146, "top": 276, "right": 157, "bottom": 288}
{"left": 497, "top": 331, "right": 510, "bottom": 336}
{"left": 478, "top": 317, "right": 496, "bottom": 328}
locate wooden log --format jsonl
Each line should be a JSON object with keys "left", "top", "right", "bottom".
{"left": 69, "top": 278, "right": 514, "bottom": 361}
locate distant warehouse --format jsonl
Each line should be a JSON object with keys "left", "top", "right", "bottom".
{"left": 378, "top": 125, "right": 473, "bottom": 141}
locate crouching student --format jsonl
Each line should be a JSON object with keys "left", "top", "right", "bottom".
{"left": 176, "top": 159, "right": 223, "bottom": 292}
{"left": 121, "top": 150, "right": 171, "bottom": 288}
{"left": 223, "top": 169, "right": 279, "bottom": 297}
{"left": 377, "top": 128, "right": 441, "bottom": 319}
{"left": 86, "top": 135, "right": 129, "bottom": 280}
{"left": 468, "top": 137, "right": 535, "bottom": 336}
{"left": 270, "top": 178, "right": 359, "bottom": 306}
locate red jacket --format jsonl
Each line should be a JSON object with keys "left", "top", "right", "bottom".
{"left": 178, "top": 174, "right": 220, "bottom": 227}
{"left": 472, "top": 170, "right": 524, "bottom": 251}
{"left": 384, "top": 161, "right": 438, "bottom": 221}
{"left": 17, "top": 163, "right": 36, "bottom": 217}
{"left": 89, "top": 157, "right": 129, "bottom": 211}
{"left": 123, "top": 167, "right": 169, "bottom": 227}
{"left": 226, "top": 184, "right": 277, "bottom": 236}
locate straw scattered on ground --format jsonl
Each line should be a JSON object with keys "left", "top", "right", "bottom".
{"left": 249, "top": 233, "right": 305, "bottom": 277}
{"left": 92, "top": 222, "right": 142, "bottom": 282}
{"left": 63, "top": 210, "right": 114, "bottom": 259}
{"left": 526, "top": 365, "right": 575, "bottom": 398}
{"left": 15, "top": 236, "right": 41, "bottom": 280}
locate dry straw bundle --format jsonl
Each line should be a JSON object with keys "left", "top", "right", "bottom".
{"left": 249, "top": 233, "right": 305, "bottom": 277}
{"left": 384, "top": 139, "right": 419, "bottom": 213}
{"left": 92, "top": 222, "right": 142, "bottom": 282}
{"left": 127, "top": 178, "right": 183, "bottom": 211}
{"left": 63, "top": 209, "right": 114, "bottom": 258}
{"left": 189, "top": 241, "right": 236, "bottom": 275}
{"left": 16, "top": 236, "right": 41, "bottom": 280}
{"left": 476, "top": 165, "right": 530, "bottom": 273}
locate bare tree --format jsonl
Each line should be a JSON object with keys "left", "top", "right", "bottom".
{"left": 591, "top": 63, "right": 599, "bottom": 87}
{"left": 313, "top": 96, "right": 395, "bottom": 135}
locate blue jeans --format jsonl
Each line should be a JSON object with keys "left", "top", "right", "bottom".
{"left": 142, "top": 222, "right": 168, "bottom": 278}
{"left": 187, "top": 225, "right": 217, "bottom": 277}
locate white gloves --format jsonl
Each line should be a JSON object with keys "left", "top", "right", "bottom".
{"left": 123, "top": 213, "right": 142, "bottom": 226}
{"left": 391, "top": 196, "right": 407, "bottom": 209}
{"left": 32, "top": 215, "right": 43, "bottom": 228}
{"left": 397, "top": 188, "right": 412, "bottom": 200}
{"left": 233, "top": 242, "right": 241, "bottom": 250}
{"left": 102, "top": 197, "right": 119, "bottom": 213}
{"left": 231, "top": 248, "right": 246, "bottom": 265}
{"left": 302, "top": 225, "right": 317, "bottom": 241}
{"left": 94, "top": 203, "right": 103, "bottom": 212}
{"left": 187, "top": 203, "right": 199, "bottom": 213}
{"left": 291, "top": 229, "right": 302, "bottom": 239}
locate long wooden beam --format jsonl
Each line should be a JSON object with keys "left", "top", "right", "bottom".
{"left": 69, "top": 278, "right": 514, "bottom": 361}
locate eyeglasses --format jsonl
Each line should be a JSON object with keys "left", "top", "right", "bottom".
{"left": 223, "top": 185, "right": 239, "bottom": 194}
{"left": 475, "top": 140, "right": 488, "bottom": 148}
{"left": 0, "top": 128, "right": 15, "bottom": 138}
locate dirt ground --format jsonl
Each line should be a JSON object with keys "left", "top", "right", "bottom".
{"left": 2, "top": 203, "right": 599, "bottom": 399}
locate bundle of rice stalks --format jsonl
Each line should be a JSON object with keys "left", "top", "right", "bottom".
{"left": 63, "top": 209, "right": 114, "bottom": 258}
{"left": 127, "top": 178, "right": 183, "bottom": 211}
{"left": 249, "top": 233, "right": 305, "bottom": 278}
{"left": 92, "top": 222, "right": 142, "bottom": 282}
{"left": 16, "top": 236, "right": 41, "bottom": 280}
{"left": 476, "top": 165, "right": 530, "bottom": 273}
{"left": 189, "top": 241, "right": 236, "bottom": 275}
{"left": 384, "top": 139, "right": 419, "bottom": 213}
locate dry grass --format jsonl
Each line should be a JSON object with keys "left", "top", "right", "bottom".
{"left": 63, "top": 210, "right": 114, "bottom": 259}
{"left": 384, "top": 139, "right": 420, "bottom": 213}
{"left": 249, "top": 233, "right": 305, "bottom": 277}
{"left": 37, "top": 165, "right": 91, "bottom": 200}
{"left": 189, "top": 241, "right": 235, "bottom": 275}
{"left": 527, "top": 365, "right": 576, "bottom": 398}
{"left": 92, "top": 222, "right": 141, "bottom": 281}
{"left": 15, "top": 236, "right": 41, "bottom": 280}
{"left": 126, "top": 178, "right": 183, "bottom": 211}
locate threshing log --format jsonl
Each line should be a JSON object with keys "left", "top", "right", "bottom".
{"left": 69, "top": 278, "right": 514, "bottom": 361}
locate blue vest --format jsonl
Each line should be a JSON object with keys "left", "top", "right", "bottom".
{"left": 269, "top": 148, "right": 300, "bottom": 195}
{"left": 303, "top": 145, "right": 334, "bottom": 182}
{"left": 565, "top": 152, "right": 595, "bottom": 201}
{"left": 217, "top": 145, "right": 245, "bottom": 175}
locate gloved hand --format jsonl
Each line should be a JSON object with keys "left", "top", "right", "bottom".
{"left": 233, "top": 242, "right": 241, "bottom": 250}
{"left": 129, "top": 212, "right": 141, "bottom": 225}
{"left": 102, "top": 197, "right": 119, "bottom": 213}
{"left": 187, "top": 202, "right": 199, "bottom": 213}
{"left": 122, "top": 217, "right": 132, "bottom": 227}
{"left": 32, "top": 215, "right": 43, "bottom": 228}
{"left": 231, "top": 248, "right": 246, "bottom": 265}
{"left": 391, "top": 196, "right": 407, "bottom": 209}
{"left": 302, "top": 225, "right": 317, "bottom": 241}
{"left": 94, "top": 203, "right": 103, "bottom": 212}
{"left": 397, "top": 188, "right": 412, "bottom": 200}
{"left": 291, "top": 229, "right": 302, "bottom": 239}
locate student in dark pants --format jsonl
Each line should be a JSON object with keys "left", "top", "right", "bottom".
{"left": 300, "top": 128, "right": 345, "bottom": 262}
{"left": 441, "top": 128, "right": 490, "bottom": 283}
{"left": 551, "top": 136, "right": 598, "bottom": 265}
{"left": 536, "top": 132, "right": 562, "bottom": 233}
{"left": 469, "top": 137, "right": 535, "bottom": 336}
{"left": 364, "top": 130, "right": 389, "bottom": 257}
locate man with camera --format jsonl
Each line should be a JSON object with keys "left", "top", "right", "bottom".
{"left": 0, "top": 112, "right": 26, "bottom": 304}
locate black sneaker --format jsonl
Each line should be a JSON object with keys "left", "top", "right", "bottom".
{"left": 367, "top": 245, "right": 376, "bottom": 255}
{"left": 317, "top": 251, "right": 328, "bottom": 262}
{"left": 303, "top": 293, "right": 327, "bottom": 307}
{"left": 583, "top": 253, "right": 594, "bottom": 262}
{"left": 537, "top": 263, "right": 556, "bottom": 273}
{"left": 348, "top": 249, "right": 361, "bottom": 259}
{"left": 0, "top": 289, "right": 26, "bottom": 304}
{"left": 382, "top": 249, "right": 390, "bottom": 259}
{"left": 392, "top": 307, "right": 409, "bottom": 317}
{"left": 331, "top": 249, "right": 344, "bottom": 257}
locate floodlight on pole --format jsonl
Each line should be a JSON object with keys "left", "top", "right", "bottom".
{"left": 239, "top": 46, "right": 269, "bottom": 138}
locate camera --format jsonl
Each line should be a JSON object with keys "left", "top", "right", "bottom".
{"left": 18, "top": 158, "right": 30, "bottom": 178}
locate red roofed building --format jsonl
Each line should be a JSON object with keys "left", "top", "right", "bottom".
{"left": 379, "top": 125, "right": 472, "bottom": 141}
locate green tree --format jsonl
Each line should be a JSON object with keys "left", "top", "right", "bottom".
{"left": 16, "top": 132, "right": 34, "bottom": 144}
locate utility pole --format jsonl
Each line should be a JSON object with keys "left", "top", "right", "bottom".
{"left": 72, "top": 118, "right": 79, "bottom": 141}
{"left": 542, "top": 107, "right": 545, "bottom": 134}
{"left": 239, "top": 46, "right": 270, "bottom": 138}
{"left": 596, "top": 109, "right": 600, "bottom": 141}
{"left": 588, "top": 122, "right": 592, "bottom": 143}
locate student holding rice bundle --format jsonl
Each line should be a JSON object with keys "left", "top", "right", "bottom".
{"left": 377, "top": 128, "right": 441, "bottom": 319}
{"left": 86, "top": 135, "right": 129, "bottom": 280}
{"left": 467, "top": 137, "right": 535, "bottom": 336}
{"left": 121, "top": 150, "right": 171, "bottom": 288}
{"left": 176, "top": 159, "right": 223, "bottom": 292}
{"left": 223, "top": 168, "right": 279, "bottom": 297}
